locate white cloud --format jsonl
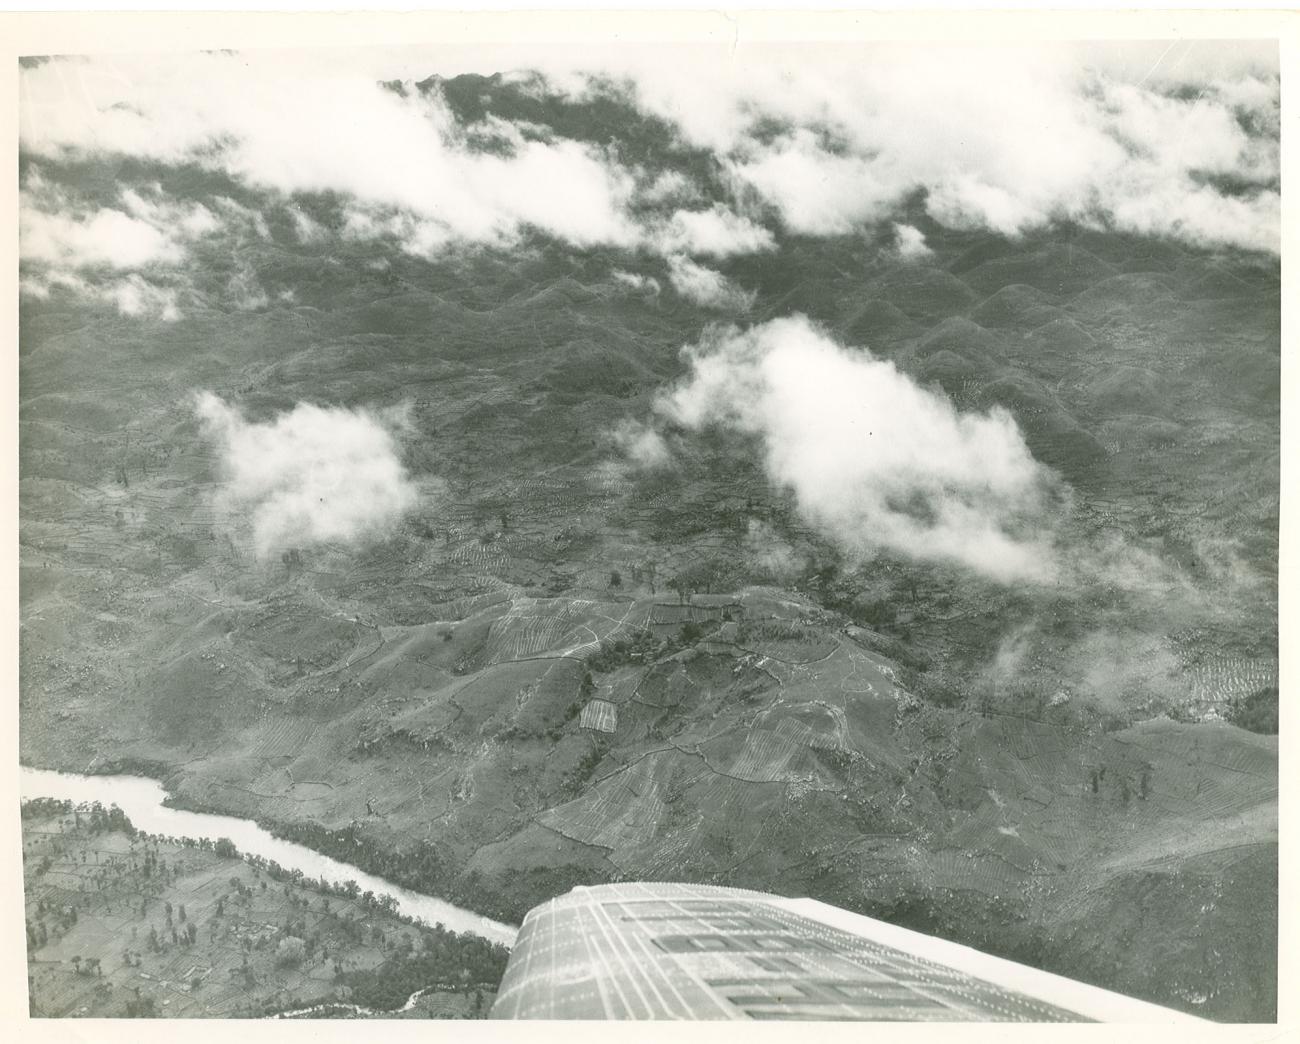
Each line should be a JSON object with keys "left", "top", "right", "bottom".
{"left": 546, "top": 42, "right": 1279, "bottom": 252}
{"left": 19, "top": 176, "right": 281, "bottom": 317}
{"left": 727, "top": 131, "right": 900, "bottom": 236}
{"left": 226, "top": 264, "right": 270, "bottom": 312}
{"left": 20, "top": 52, "right": 643, "bottom": 256}
{"left": 611, "top": 419, "right": 671, "bottom": 469}
{"left": 21, "top": 197, "right": 183, "bottom": 269}
{"left": 612, "top": 270, "right": 661, "bottom": 294}
{"left": 21, "top": 269, "right": 183, "bottom": 320}
{"left": 121, "top": 188, "right": 219, "bottom": 237}
{"left": 110, "top": 275, "right": 183, "bottom": 320}
{"left": 289, "top": 206, "right": 327, "bottom": 244}
{"left": 212, "top": 196, "right": 271, "bottom": 240}
{"left": 17, "top": 42, "right": 1280, "bottom": 269}
{"left": 638, "top": 169, "right": 701, "bottom": 206}
{"left": 195, "top": 392, "right": 419, "bottom": 559}
{"left": 653, "top": 316, "right": 1057, "bottom": 583}
{"left": 891, "top": 223, "right": 932, "bottom": 262}
{"left": 744, "top": 519, "right": 803, "bottom": 579}
{"left": 19, "top": 175, "right": 222, "bottom": 315}
{"left": 655, "top": 205, "right": 775, "bottom": 258}
{"left": 665, "top": 255, "right": 754, "bottom": 310}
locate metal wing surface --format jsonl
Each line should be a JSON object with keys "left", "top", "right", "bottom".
{"left": 489, "top": 882, "right": 1201, "bottom": 1022}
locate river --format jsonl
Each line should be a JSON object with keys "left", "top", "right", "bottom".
{"left": 19, "top": 766, "right": 518, "bottom": 947}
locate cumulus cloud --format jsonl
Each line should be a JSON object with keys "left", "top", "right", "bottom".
{"left": 21, "top": 269, "right": 183, "bottom": 320}
{"left": 288, "top": 206, "right": 327, "bottom": 244}
{"left": 611, "top": 419, "right": 671, "bottom": 470}
{"left": 638, "top": 169, "right": 702, "bottom": 206}
{"left": 650, "top": 316, "right": 1057, "bottom": 583}
{"left": 545, "top": 41, "right": 1279, "bottom": 252}
{"left": 20, "top": 51, "right": 643, "bottom": 257}
{"left": 612, "top": 270, "right": 661, "bottom": 295}
{"left": 17, "top": 40, "right": 1279, "bottom": 293}
{"left": 727, "top": 133, "right": 897, "bottom": 236}
{"left": 195, "top": 392, "right": 418, "bottom": 559}
{"left": 20, "top": 206, "right": 179, "bottom": 269}
{"left": 19, "top": 52, "right": 782, "bottom": 266}
{"left": 891, "top": 223, "right": 932, "bottom": 262}
{"left": 654, "top": 205, "right": 776, "bottom": 258}
{"left": 19, "top": 185, "right": 208, "bottom": 271}
{"left": 212, "top": 196, "right": 271, "bottom": 241}
{"left": 19, "top": 173, "right": 226, "bottom": 316}
{"left": 666, "top": 256, "right": 755, "bottom": 310}
{"left": 21, "top": 166, "right": 226, "bottom": 265}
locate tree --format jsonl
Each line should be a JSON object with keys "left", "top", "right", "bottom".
{"left": 276, "top": 935, "right": 306, "bottom": 968}
{"left": 608, "top": 570, "right": 622, "bottom": 590}
{"left": 1229, "top": 685, "right": 1278, "bottom": 734}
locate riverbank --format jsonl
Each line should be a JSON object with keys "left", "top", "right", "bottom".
{"left": 20, "top": 802, "right": 509, "bottom": 1018}
{"left": 20, "top": 765, "right": 517, "bottom": 946}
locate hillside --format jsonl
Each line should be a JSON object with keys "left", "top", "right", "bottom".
{"left": 18, "top": 56, "right": 1280, "bottom": 1022}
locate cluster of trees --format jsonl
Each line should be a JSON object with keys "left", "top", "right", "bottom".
{"left": 124, "top": 990, "right": 157, "bottom": 1018}
{"left": 562, "top": 741, "right": 607, "bottom": 796}
{"left": 666, "top": 559, "right": 737, "bottom": 602}
{"left": 1227, "top": 686, "right": 1278, "bottom": 735}
{"left": 335, "top": 920, "right": 508, "bottom": 1012}
{"left": 20, "top": 799, "right": 135, "bottom": 837}
{"left": 25, "top": 919, "right": 49, "bottom": 948}
{"left": 27, "top": 898, "right": 77, "bottom": 946}
{"left": 20, "top": 797, "right": 73, "bottom": 820}
{"left": 264, "top": 821, "right": 460, "bottom": 911}
{"left": 585, "top": 625, "right": 690, "bottom": 673}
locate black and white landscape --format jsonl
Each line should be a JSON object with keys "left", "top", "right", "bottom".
{"left": 17, "top": 36, "right": 1280, "bottom": 1021}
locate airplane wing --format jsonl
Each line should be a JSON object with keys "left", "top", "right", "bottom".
{"left": 489, "top": 882, "right": 1202, "bottom": 1022}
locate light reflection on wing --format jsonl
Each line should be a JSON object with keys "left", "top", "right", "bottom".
{"left": 489, "top": 882, "right": 1201, "bottom": 1022}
